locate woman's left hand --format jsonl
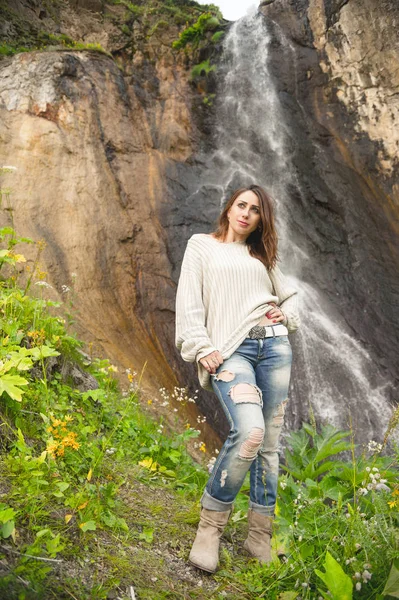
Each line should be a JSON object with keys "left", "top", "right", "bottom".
{"left": 265, "top": 303, "right": 285, "bottom": 323}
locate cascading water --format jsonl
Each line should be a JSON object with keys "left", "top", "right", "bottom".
{"left": 185, "top": 9, "right": 395, "bottom": 442}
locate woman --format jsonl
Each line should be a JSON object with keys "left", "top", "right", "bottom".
{"left": 175, "top": 185, "right": 300, "bottom": 573}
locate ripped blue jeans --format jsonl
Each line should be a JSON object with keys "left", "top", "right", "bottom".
{"left": 201, "top": 335, "right": 292, "bottom": 516}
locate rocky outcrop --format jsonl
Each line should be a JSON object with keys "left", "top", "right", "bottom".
{"left": 0, "top": 46, "right": 196, "bottom": 414}
{"left": 248, "top": 0, "right": 399, "bottom": 436}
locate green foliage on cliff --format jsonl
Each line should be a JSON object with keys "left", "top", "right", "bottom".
{"left": 0, "top": 26, "right": 109, "bottom": 58}
{"left": 0, "top": 0, "right": 223, "bottom": 60}
{"left": 172, "top": 12, "right": 221, "bottom": 50}
{"left": 190, "top": 58, "right": 216, "bottom": 79}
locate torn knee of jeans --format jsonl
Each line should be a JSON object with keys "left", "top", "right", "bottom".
{"left": 220, "top": 469, "right": 228, "bottom": 487}
{"left": 272, "top": 399, "right": 288, "bottom": 426}
{"left": 214, "top": 369, "right": 235, "bottom": 382}
{"left": 238, "top": 427, "right": 264, "bottom": 460}
{"left": 229, "top": 382, "right": 263, "bottom": 405}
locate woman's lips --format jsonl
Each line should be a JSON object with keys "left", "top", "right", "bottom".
{"left": 238, "top": 220, "right": 249, "bottom": 227}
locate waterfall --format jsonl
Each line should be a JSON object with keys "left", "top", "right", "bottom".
{"left": 189, "top": 10, "right": 395, "bottom": 442}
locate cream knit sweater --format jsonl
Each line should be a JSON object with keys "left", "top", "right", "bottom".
{"left": 175, "top": 233, "right": 300, "bottom": 392}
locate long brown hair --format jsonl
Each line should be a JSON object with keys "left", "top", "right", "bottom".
{"left": 212, "top": 185, "right": 279, "bottom": 270}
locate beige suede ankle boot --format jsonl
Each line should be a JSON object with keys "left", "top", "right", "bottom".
{"left": 243, "top": 508, "right": 273, "bottom": 564}
{"left": 188, "top": 507, "right": 231, "bottom": 573}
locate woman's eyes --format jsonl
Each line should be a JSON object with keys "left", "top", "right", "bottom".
{"left": 238, "top": 203, "right": 259, "bottom": 213}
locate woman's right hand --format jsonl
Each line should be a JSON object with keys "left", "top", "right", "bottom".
{"left": 199, "top": 350, "right": 224, "bottom": 374}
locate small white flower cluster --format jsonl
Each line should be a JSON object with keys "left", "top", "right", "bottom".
{"left": 197, "top": 415, "right": 206, "bottom": 424}
{"left": 158, "top": 386, "right": 198, "bottom": 411}
{"left": 61, "top": 285, "right": 71, "bottom": 293}
{"left": 354, "top": 566, "right": 372, "bottom": 592}
{"left": 157, "top": 423, "right": 164, "bottom": 434}
{"left": 358, "top": 466, "right": 389, "bottom": 496}
{"left": 125, "top": 368, "right": 138, "bottom": 392}
{"left": 367, "top": 440, "right": 382, "bottom": 454}
{"left": 294, "top": 580, "right": 309, "bottom": 591}
{"left": 35, "top": 281, "right": 53, "bottom": 289}
{"left": 207, "top": 456, "right": 217, "bottom": 473}
{"left": 280, "top": 480, "right": 287, "bottom": 490}
{"left": 106, "top": 447, "right": 117, "bottom": 455}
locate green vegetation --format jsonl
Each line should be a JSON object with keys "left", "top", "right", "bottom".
{"left": 211, "top": 30, "right": 225, "bottom": 43}
{"left": 0, "top": 31, "right": 109, "bottom": 58}
{"left": 0, "top": 167, "right": 397, "bottom": 598}
{"left": 172, "top": 12, "right": 221, "bottom": 50}
{"left": 190, "top": 58, "right": 216, "bottom": 79}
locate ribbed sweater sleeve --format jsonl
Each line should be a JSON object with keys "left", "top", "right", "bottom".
{"left": 175, "top": 238, "right": 216, "bottom": 363}
{"left": 269, "top": 265, "right": 301, "bottom": 333}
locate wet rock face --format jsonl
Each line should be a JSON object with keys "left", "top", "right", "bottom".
{"left": 261, "top": 0, "right": 399, "bottom": 186}
{"left": 252, "top": 0, "right": 399, "bottom": 430}
{"left": 0, "top": 49, "right": 192, "bottom": 397}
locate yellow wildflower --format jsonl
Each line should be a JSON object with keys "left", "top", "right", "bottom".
{"left": 199, "top": 442, "right": 206, "bottom": 453}
{"left": 388, "top": 500, "right": 397, "bottom": 509}
{"left": 12, "top": 254, "right": 26, "bottom": 263}
{"left": 147, "top": 399, "right": 153, "bottom": 405}
{"left": 37, "top": 240, "right": 47, "bottom": 250}
{"left": 35, "top": 269, "right": 47, "bottom": 281}
{"left": 47, "top": 441, "right": 59, "bottom": 456}
{"left": 139, "top": 458, "right": 158, "bottom": 471}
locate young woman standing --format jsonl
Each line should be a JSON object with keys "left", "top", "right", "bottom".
{"left": 175, "top": 185, "right": 300, "bottom": 572}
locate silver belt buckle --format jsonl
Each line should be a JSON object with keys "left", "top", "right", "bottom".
{"left": 248, "top": 325, "right": 267, "bottom": 339}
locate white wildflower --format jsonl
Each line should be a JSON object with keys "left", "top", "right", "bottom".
{"left": 375, "top": 483, "right": 390, "bottom": 492}
{"left": 362, "top": 570, "right": 372, "bottom": 582}
{"left": 35, "top": 281, "right": 53, "bottom": 288}
{"left": 207, "top": 456, "right": 216, "bottom": 473}
{"left": 356, "top": 582, "right": 361, "bottom": 592}
{"left": 367, "top": 440, "right": 382, "bottom": 453}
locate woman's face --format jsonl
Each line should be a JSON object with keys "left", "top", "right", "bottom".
{"left": 227, "top": 190, "right": 261, "bottom": 238}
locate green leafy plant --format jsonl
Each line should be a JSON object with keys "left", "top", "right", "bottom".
{"left": 315, "top": 551, "right": 353, "bottom": 600}
{"left": 282, "top": 422, "right": 352, "bottom": 481}
{"left": 172, "top": 12, "right": 220, "bottom": 50}
{"left": 190, "top": 58, "right": 216, "bottom": 79}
